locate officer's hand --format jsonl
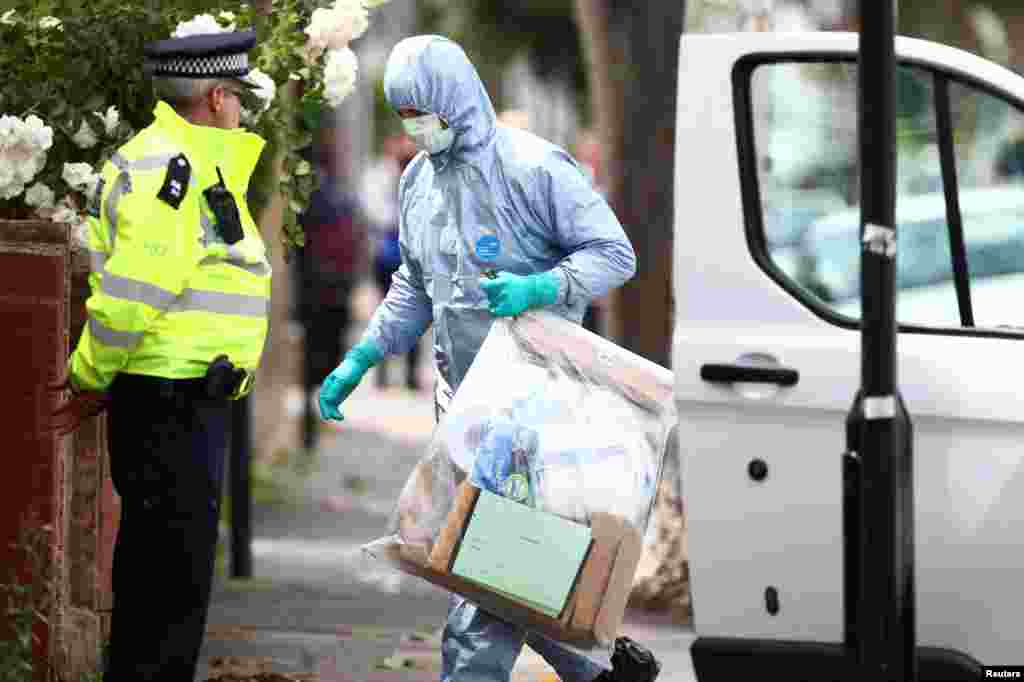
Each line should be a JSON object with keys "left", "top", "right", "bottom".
{"left": 48, "top": 376, "right": 109, "bottom": 436}
{"left": 317, "top": 341, "right": 382, "bottom": 422}
{"left": 479, "top": 271, "right": 560, "bottom": 318}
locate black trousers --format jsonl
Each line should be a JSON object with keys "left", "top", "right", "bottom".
{"left": 104, "top": 373, "right": 231, "bottom": 682}
{"left": 304, "top": 304, "right": 352, "bottom": 387}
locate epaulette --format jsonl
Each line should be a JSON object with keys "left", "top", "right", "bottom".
{"left": 157, "top": 153, "right": 191, "bottom": 209}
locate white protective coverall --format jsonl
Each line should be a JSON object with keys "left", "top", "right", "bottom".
{"left": 361, "top": 35, "right": 637, "bottom": 681}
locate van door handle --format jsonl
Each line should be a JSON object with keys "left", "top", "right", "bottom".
{"left": 700, "top": 363, "right": 799, "bottom": 387}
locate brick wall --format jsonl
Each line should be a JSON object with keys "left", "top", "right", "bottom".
{"left": 0, "top": 220, "right": 117, "bottom": 680}
{"left": 0, "top": 220, "right": 71, "bottom": 679}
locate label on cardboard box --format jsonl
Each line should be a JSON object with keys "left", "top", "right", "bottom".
{"left": 451, "top": 489, "right": 592, "bottom": 618}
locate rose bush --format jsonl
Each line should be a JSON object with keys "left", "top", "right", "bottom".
{"left": 0, "top": 0, "right": 390, "bottom": 253}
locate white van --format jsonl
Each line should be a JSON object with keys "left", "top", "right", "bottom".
{"left": 673, "top": 30, "right": 1024, "bottom": 680}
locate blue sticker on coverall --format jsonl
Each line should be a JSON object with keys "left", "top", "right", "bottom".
{"left": 475, "top": 235, "right": 500, "bottom": 261}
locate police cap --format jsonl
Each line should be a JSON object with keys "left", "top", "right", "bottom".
{"left": 144, "top": 29, "right": 259, "bottom": 86}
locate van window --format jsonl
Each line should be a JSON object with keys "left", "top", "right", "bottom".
{"left": 948, "top": 81, "right": 1024, "bottom": 329}
{"left": 746, "top": 59, "right": 1024, "bottom": 332}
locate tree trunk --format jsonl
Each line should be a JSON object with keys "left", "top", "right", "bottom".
{"left": 573, "top": 0, "right": 624, "bottom": 343}
{"left": 249, "top": 0, "right": 302, "bottom": 461}
{"left": 573, "top": 0, "right": 689, "bottom": 623}
{"left": 575, "top": 1, "right": 683, "bottom": 369}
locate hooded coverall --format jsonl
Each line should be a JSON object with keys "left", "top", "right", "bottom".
{"left": 362, "top": 35, "right": 637, "bottom": 682}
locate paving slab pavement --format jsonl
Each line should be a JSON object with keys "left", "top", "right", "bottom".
{"left": 199, "top": 376, "right": 697, "bottom": 681}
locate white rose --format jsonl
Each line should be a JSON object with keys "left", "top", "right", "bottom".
{"left": 0, "top": 161, "right": 25, "bottom": 200}
{"left": 84, "top": 174, "right": 101, "bottom": 201}
{"left": 0, "top": 115, "right": 18, "bottom": 141}
{"left": 335, "top": 0, "right": 370, "bottom": 41}
{"left": 323, "top": 47, "right": 359, "bottom": 107}
{"left": 1, "top": 9, "right": 17, "bottom": 25}
{"left": 71, "top": 120, "right": 99, "bottom": 149}
{"left": 173, "top": 14, "right": 227, "bottom": 38}
{"left": 0, "top": 162, "right": 14, "bottom": 187}
{"left": 93, "top": 106, "right": 120, "bottom": 136}
{"left": 0, "top": 115, "right": 51, "bottom": 190}
{"left": 245, "top": 68, "right": 276, "bottom": 113}
{"left": 25, "top": 182, "right": 55, "bottom": 209}
{"left": 39, "top": 16, "right": 62, "bottom": 30}
{"left": 62, "top": 162, "right": 96, "bottom": 192}
{"left": 305, "top": 3, "right": 368, "bottom": 52}
{"left": 0, "top": 183, "right": 26, "bottom": 201}
{"left": 22, "top": 115, "right": 54, "bottom": 151}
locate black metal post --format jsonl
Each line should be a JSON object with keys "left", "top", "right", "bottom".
{"left": 230, "top": 394, "right": 253, "bottom": 578}
{"left": 844, "top": 1, "right": 916, "bottom": 680}
{"left": 298, "top": 246, "right": 318, "bottom": 454}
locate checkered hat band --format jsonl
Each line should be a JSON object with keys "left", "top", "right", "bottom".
{"left": 149, "top": 53, "right": 248, "bottom": 77}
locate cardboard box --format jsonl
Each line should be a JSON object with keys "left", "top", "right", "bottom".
{"left": 388, "top": 481, "right": 642, "bottom": 648}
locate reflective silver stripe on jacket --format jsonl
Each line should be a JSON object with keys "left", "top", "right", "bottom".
{"left": 101, "top": 273, "right": 177, "bottom": 311}
{"left": 101, "top": 272, "right": 269, "bottom": 317}
{"left": 199, "top": 255, "right": 272, "bottom": 277}
{"left": 169, "top": 289, "right": 269, "bottom": 317}
{"left": 110, "top": 151, "right": 197, "bottom": 184}
{"left": 198, "top": 213, "right": 272, "bottom": 276}
{"left": 200, "top": 212, "right": 217, "bottom": 247}
{"left": 88, "top": 317, "right": 143, "bottom": 349}
{"left": 104, "top": 171, "right": 132, "bottom": 248}
{"left": 111, "top": 151, "right": 178, "bottom": 172}
{"left": 87, "top": 249, "right": 107, "bottom": 274}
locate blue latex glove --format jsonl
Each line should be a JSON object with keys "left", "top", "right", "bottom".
{"left": 318, "top": 341, "right": 383, "bottom": 421}
{"left": 479, "top": 270, "right": 560, "bottom": 317}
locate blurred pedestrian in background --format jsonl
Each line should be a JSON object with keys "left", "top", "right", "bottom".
{"left": 361, "top": 132, "right": 421, "bottom": 390}
{"left": 298, "top": 113, "right": 366, "bottom": 450}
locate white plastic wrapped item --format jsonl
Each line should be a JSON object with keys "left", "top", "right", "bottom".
{"left": 362, "top": 311, "right": 677, "bottom": 664}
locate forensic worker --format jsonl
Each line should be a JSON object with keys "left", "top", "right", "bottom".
{"left": 51, "top": 29, "right": 270, "bottom": 681}
{"left": 318, "top": 35, "right": 652, "bottom": 682}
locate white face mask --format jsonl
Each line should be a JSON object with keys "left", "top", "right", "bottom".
{"left": 401, "top": 113, "right": 455, "bottom": 155}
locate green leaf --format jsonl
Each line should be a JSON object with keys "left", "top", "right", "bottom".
{"left": 83, "top": 93, "right": 105, "bottom": 112}
{"left": 49, "top": 98, "right": 67, "bottom": 118}
{"left": 300, "top": 98, "right": 324, "bottom": 131}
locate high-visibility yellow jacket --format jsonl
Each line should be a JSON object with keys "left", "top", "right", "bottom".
{"left": 69, "top": 101, "right": 271, "bottom": 392}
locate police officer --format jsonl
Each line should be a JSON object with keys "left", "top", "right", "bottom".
{"left": 51, "top": 29, "right": 270, "bottom": 681}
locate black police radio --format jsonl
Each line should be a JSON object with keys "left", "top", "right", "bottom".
{"left": 203, "top": 167, "right": 244, "bottom": 245}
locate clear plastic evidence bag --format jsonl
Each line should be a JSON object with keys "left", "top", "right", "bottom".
{"left": 363, "top": 311, "right": 677, "bottom": 665}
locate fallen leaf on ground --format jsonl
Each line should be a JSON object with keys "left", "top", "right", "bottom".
{"left": 205, "top": 626, "right": 257, "bottom": 641}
